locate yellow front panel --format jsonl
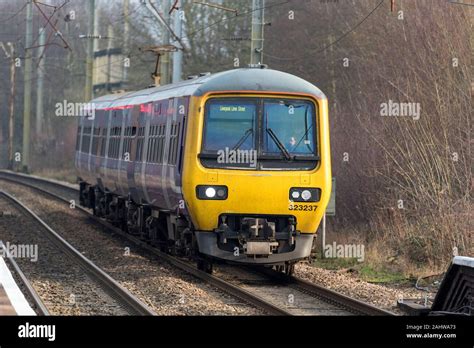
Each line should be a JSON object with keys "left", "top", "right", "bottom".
{"left": 182, "top": 93, "right": 331, "bottom": 233}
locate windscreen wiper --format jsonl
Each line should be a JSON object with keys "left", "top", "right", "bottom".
{"left": 232, "top": 128, "right": 253, "bottom": 151}
{"left": 293, "top": 123, "right": 314, "bottom": 152}
{"left": 266, "top": 128, "right": 292, "bottom": 161}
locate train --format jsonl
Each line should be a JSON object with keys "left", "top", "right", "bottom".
{"left": 75, "top": 66, "right": 332, "bottom": 274}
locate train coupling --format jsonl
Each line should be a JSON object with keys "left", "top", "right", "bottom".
{"left": 215, "top": 217, "right": 285, "bottom": 257}
{"left": 244, "top": 240, "right": 279, "bottom": 256}
{"left": 241, "top": 217, "right": 278, "bottom": 256}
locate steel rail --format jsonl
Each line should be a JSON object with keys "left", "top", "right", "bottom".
{"left": 0, "top": 241, "right": 50, "bottom": 316}
{"left": 0, "top": 190, "right": 156, "bottom": 316}
{"left": 256, "top": 267, "right": 395, "bottom": 316}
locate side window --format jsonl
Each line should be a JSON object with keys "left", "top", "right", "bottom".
{"left": 107, "top": 128, "right": 110, "bottom": 158}
{"left": 75, "top": 125, "right": 81, "bottom": 151}
{"left": 146, "top": 121, "right": 168, "bottom": 164}
{"left": 168, "top": 124, "right": 174, "bottom": 165}
{"left": 149, "top": 126, "right": 155, "bottom": 163}
{"left": 149, "top": 126, "right": 154, "bottom": 163}
{"left": 168, "top": 122, "right": 180, "bottom": 165}
{"left": 116, "top": 127, "right": 122, "bottom": 159}
{"left": 153, "top": 135, "right": 159, "bottom": 163}
{"left": 135, "top": 127, "right": 144, "bottom": 162}
{"left": 146, "top": 126, "right": 153, "bottom": 162}
{"left": 158, "top": 125, "right": 165, "bottom": 163}
{"left": 91, "top": 127, "right": 100, "bottom": 155}
{"left": 108, "top": 126, "right": 118, "bottom": 158}
{"left": 121, "top": 126, "right": 133, "bottom": 160}
{"left": 81, "top": 126, "right": 92, "bottom": 153}
{"left": 100, "top": 128, "right": 107, "bottom": 157}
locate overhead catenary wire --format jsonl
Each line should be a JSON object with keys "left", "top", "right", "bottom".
{"left": 88, "top": 0, "right": 290, "bottom": 72}
{"left": 3, "top": 0, "right": 382, "bottom": 90}
{"left": 10, "top": 0, "right": 289, "bottom": 74}
{"left": 31, "top": 0, "right": 72, "bottom": 51}
{"left": 263, "top": 0, "right": 385, "bottom": 61}
{"left": 0, "top": 2, "right": 28, "bottom": 24}
{"left": 106, "top": 1, "right": 145, "bottom": 25}
{"left": 182, "top": 0, "right": 289, "bottom": 40}
{"left": 2, "top": 0, "right": 416, "bottom": 89}
{"left": 92, "top": 0, "right": 378, "bottom": 72}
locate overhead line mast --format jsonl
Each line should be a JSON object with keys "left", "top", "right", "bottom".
{"left": 84, "top": 0, "right": 96, "bottom": 101}
{"left": 123, "top": 0, "right": 130, "bottom": 87}
{"left": 36, "top": 28, "right": 46, "bottom": 135}
{"left": 145, "top": 0, "right": 185, "bottom": 86}
{"left": 161, "top": 0, "right": 171, "bottom": 85}
{"left": 0, "top": 42, "right": 16, "bottom": 169}
{"left": 172, "top": 0, "right": 183, "bottom": 83}
{"left": 22, "top": 0, "right": 33, "bottom": 172}
{"left": 250, "top": 0, "right": 265, "bottom": 65}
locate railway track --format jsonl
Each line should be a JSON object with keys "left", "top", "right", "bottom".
{"left": 0, "top": 240, "right": 49, "bottom": 315}
{"left": 215, "top": 265, "right": 393, "bottom": 315}
{"left": 0, "top": 170, "right": 395, "bottom": 316}
{"left": 0, "top": 189, "right": 155, "bottom": 316}
{"left": 258, "top": 267, "right": 393, "bottom": 315}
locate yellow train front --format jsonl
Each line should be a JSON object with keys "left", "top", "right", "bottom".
{"left": 182, "top": 68, "right": 332, "bottom": 268}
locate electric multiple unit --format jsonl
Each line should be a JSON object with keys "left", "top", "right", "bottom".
{"left": 75, "top": 67, "right": 331, "bottom": 273}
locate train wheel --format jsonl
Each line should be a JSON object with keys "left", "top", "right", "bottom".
{"left": 274, "top": 264, "right": 294, "bottom": 276}
{"left": 205, "top": 261, "right": 213, "bottom": 274}
{"left": 274, "top": 265, "right": 284, "bottom": 273}
{"left": 285, "top": 264, "right": 295, "bottom": 276}
{"left": 197, "top": 258, "right": 213, "bottom": 274}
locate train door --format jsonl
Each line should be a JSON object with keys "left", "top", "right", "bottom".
{"left": 136, "top": 102, "right": 152, "bottom": 204}
{"left": 126, "top": 105, "right": 140, "bottom": 202}
{"left": 92, "top": 109, "right": 105, "bottom": 180}
{"left": 75, "top": 116, "right": 83, "bottom": 177}
{"left": 116, "top": 108, "right": 131, "bottom": 196}
{"left": 102, "top": 110, "right": 114, "bottom": 191}
{"left": 167, "top": 96, "right": 189, "bottom": 207}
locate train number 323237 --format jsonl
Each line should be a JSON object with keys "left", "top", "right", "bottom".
{"left": 288, "top": 204, "right": 317, "bottom": 211}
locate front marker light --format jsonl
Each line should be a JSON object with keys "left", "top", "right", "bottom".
{"left": 196, "top": 185, "right": 228, "bottom": 200}
{"left": 289, "top": 187, "right": 320, "bottom": 203}
{"left": 291, "top": 191, "right": 300, "bottom": 199}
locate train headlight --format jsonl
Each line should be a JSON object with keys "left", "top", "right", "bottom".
{"left": 289, "top": 188, "right": 320, "bottom": 202}
{"left": 301, "top": 190, "right": 311, "bottom": 201}
{"left": 205, "top": 187, "right": 216, "bottom": 198}
{"left": 196, "top": 185, "right": 228, "bottom": 200}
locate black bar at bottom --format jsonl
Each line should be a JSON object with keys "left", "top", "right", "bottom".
{"left": 0, "top": 316, "right": 472, "bottom": 346}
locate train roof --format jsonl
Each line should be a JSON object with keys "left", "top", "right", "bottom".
{"left": 90, "top": 68, "right": 326, "bottom": 110}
